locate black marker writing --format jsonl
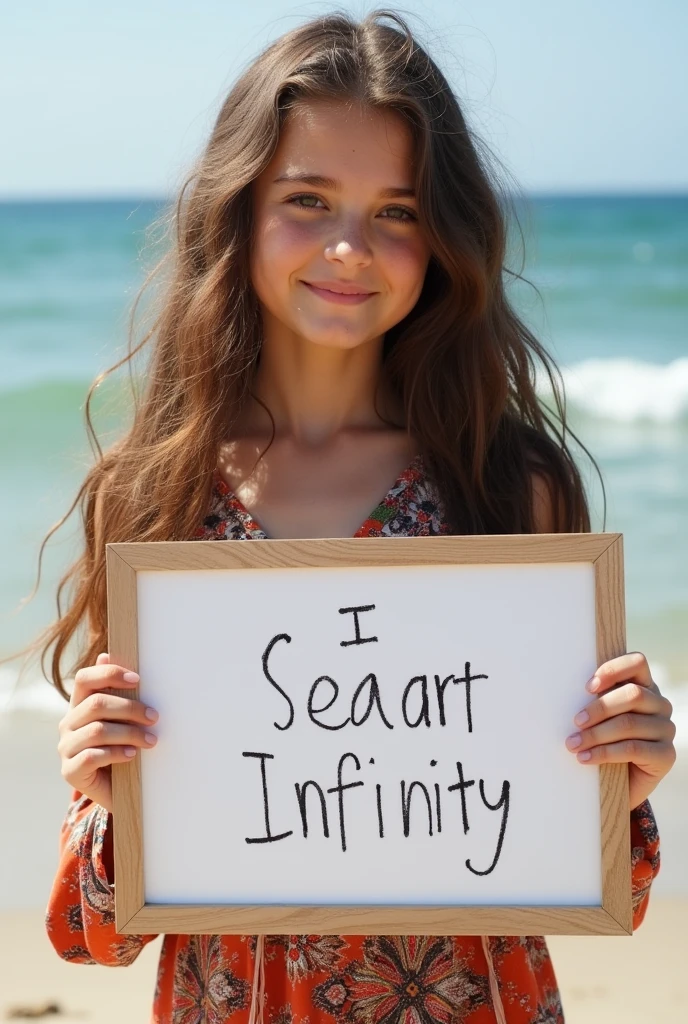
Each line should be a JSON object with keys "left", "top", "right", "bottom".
{"left": 242, "top": 752, "right": 293, "bottom": 844}
{"left": 376, "top": 783, "right": 384, "bottom": 837}
{"left": 447, "top": 760, "right": 475, "bottom": 834}
{"left": 401, "top": 780, "right": 434, "bottom": 836}
{"left": 339, "top": 604, "right": 378, "bottom": 646}
{"left": 351, "top": 673, "right": 394, "bottom": 729}
{"left": 308, "top": 676, "right": 351, "bottom": 731}
{"left": 430, "top": 760, "right": 442, "bottom": 833}
{"left": 402, "top": 675, "right": 431, "bottom": 728}
{"left": 465, "top": 779, "right": 511, "bottom": 876}
{"left": 454, "top": 662, "right": 489, "bottom": 733}
{"left": 261, "top": 634, "right": 294, "bottom": 731}
{"left": 434, "top": 674, "right": 455, "bottom": 726}
{"left": 294, "top": 780, "right": 330, "bottom": 838}
{"left": 326, "top": 752, "right": 364, "bottom": 852}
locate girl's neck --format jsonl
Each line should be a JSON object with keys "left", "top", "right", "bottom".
{"left": 238, "top": 321, "right": 403, "bottom": 446}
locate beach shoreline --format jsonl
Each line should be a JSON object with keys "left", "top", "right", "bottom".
{"left": 1, "top": 900, "right": 686, "bottom": 1023}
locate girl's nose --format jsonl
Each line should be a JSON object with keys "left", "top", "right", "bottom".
{"left": 323, "top": 218, "right": 373, "bottom": 268}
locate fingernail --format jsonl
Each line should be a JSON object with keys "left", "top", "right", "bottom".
{"left": 577, "top": 750, "right": 592, "bottom": 761}
{"left": 566, "top": 733, "right": 582, "bottom": 749}
{"left": 587, "top": 676, "right": 600, "bottom": 692}
{"left": 124, "top": 747, "right": 137, "bottom": 757}
{"left": 123, "top": 671, "right": 140, "bottom": 683}
{"left": 574, "top": 710, "right": 590, "bottom": 726}
{"left": 145, "top": 707, "right": 158, "bottom": 721}
{"left": 144, "top": 732, "right": 157, "bottom": 745}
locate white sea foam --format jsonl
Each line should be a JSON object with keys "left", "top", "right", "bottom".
{"left": 0, "top": 666, "right": 68, "bottom": 720}
{"left": 3, "top": 362, "right": 687, "bottom": 729}
{"left": 650, "top": 666, "right": 688, "bottom": 753}
{"left": 539, "top": 358, "right": 688, "bottom": 423}
{"left": 3, "top": 358, "right": 688, "bottom": 423}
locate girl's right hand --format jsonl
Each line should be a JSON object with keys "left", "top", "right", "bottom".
{"left": 57, "top": 652, "right": 159, "bottom": 814}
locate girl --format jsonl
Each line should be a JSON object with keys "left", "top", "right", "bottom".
{"left": 37, "top": 10, "right": 674, "bottom": 1024}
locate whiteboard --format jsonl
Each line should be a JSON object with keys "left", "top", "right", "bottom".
{"left": 135, "top": 561, "right": 601, "bottom": 908}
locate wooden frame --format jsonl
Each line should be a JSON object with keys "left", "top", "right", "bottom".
{"left": 107, "top": 533, "right": 631, "bottom": 936}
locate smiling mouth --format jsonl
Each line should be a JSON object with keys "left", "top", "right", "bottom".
{"left": 301, "top": 281, "right": 377, "bottom": 305}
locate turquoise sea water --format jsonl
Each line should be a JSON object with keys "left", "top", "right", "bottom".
{"left": 0, "top": 196, "right": 686, "bottom": 733}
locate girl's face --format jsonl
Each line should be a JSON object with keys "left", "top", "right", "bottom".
{"left": 250, "top": 98, "right": 431, "bottom": 351}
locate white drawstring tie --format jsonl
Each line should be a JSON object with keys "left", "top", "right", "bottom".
{"left": 481, "top": 934, "right": 508, "bottom": 1024}
{"left": 248, "top": 933, "right": 265, "bottom": 1024}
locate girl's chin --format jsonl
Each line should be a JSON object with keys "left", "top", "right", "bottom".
{"left": 290, "top": 321, "right": 381, "bottom": 350}
{"left": 304, "top": 335, "right": 377, "bottom": 351}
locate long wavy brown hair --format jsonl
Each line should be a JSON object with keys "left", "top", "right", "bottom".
{"left": 12, "top": 8, "right": 599, "bottom": 700}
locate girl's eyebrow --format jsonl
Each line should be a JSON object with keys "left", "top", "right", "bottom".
{"left": 272, "top": 172, "right": 415, "bottom": 199}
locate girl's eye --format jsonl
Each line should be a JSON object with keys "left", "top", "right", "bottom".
{"left": 282, "top": 194, "right": 415, "bottom": 223}
{"left": 286, "top": 193, "right": 325, "bottom": 209}
{"left": 378, "top": 204, "right": 415, "bottom": 223}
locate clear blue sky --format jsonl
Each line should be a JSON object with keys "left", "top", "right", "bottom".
{"left": 2, "top": 0, "right": 686, "bottom": 198}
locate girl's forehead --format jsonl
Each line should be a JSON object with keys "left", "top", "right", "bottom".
{"left": 282, "top": 97, "right": 409, "bottom": 142}
{"left": 267, "top": 99, "right": 415, "bottom": 181}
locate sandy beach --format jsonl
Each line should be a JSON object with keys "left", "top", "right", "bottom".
{"left": 1, "top": 698, "right": 686, "bottom": 1021}
{"left": 1, "top": 901, "right": 686, "bottom": 1022}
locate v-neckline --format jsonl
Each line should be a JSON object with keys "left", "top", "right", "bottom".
{"left": 211, "top": 452, "right": 425, "bottom": 540}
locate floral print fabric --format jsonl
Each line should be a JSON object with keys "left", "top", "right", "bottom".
{"left": 45, "top": 455, "right": 661, "bottom": 1023}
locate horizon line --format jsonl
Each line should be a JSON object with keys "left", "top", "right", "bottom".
{"left": 0, "top": 189, "right": 687, "bottom": 205}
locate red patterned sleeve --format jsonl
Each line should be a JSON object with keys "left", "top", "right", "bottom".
{"left": 629, "top": 798, "right": 660, "bottom": 930}
{"left": 45, "top": 789, "right": 159, "bottom": 966}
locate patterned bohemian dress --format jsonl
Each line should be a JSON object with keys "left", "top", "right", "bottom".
{"left": 45, "top": 454, "right": 661, "bottom": 1023}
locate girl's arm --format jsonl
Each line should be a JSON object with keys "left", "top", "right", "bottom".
{"left": 46, "top": 649, "right": 160, "bottom": 964}
{"left": 629, "top": 798, "right": 660, "bottom": 928}
{"left": 533, "top": 472, "right": 671, "bottom": 931}
{"left": 565, "top": 651, "right": 672, "bottom": 931}
{"left": 45, "top": 787, "right": 159, "bottom": 966}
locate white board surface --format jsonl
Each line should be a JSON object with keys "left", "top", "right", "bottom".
{"left": 136, "top": 561, "right": 601, "bottom": 907}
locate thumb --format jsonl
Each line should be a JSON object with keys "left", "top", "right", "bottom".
{"left": 96, "top": 652, "right": 110, "bottom": 665}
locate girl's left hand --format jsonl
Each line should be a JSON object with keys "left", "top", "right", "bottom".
{"left": 565, "top": 652, "right": 676, "bottom": 810}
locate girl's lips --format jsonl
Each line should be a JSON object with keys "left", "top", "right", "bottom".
{"left": 301, "top": 281, "right": 377, "bottom": 305}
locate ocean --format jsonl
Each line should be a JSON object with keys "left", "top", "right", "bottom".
{"left": 1, "top": 196, "right": 687, "bottom": 742}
